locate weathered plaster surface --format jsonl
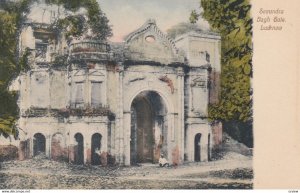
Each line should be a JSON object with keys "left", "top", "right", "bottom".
{"left": 9, "top": 17, "right": 222, "bottom": 166}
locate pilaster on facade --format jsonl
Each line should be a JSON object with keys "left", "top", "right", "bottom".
{"left": 115, "top": 62, "right": 124, "bottom": 165}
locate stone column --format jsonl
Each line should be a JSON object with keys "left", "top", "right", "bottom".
{"left": 167, "top": 113, "right": 175, "bottom": 162}
{"left": 123, "top": 111, "right": 131, "bottom": 166}
{"left": 84, "top": 68, "right": 89, "bottom": 106}
{"left": 115, "top": 63, "right": 124, "bottom": 164}
{"left": 20, "top": 74, "right": 27, "bottom": 110}
{"left": 26, "top": 72, "right": 32, "bottom": 109}
{"left": 103, "top": 122, "right": 108, "bottom": 152}
{"left": 84, "top": 139, "right": 90, "bottom": 164}
{"left": 109, "top": 121, "right": 115, "bottom": 155}
{"left": 47, "top": 70, "right": 51, "bottom": 108}
{"left": 200, "top": 131, "right": 209, "bottom": 162}
{"left": 30, "top": 135, "right": 34, "bottom": 158}
{"left": 177, "top": 67, "right": 185, "bottom": 163}
{"left": 186, "top": 124, "right": 194, "bottom": 162}
{"left": 46, "top": 134, "right": 51, "bottom": 158}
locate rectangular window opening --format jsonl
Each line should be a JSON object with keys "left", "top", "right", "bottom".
{"left": 74, "top": 82, "right": 84, "bottom": 108}
{"left": 91, "top": 81, "right": 102, "bottom": 107}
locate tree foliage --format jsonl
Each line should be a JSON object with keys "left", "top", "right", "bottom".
{"left": 191, "top": 0, "right": 253, "bottom": 146}
{"left": 0, "top": 7, "right": 19, "bottom": 139}
{"left": 46, "top": 0, "right": 112, "bottom": 40}
{"left": 167, "top": 22, "right": 203, "bottom": 39}
{"left": 0, "top": 0, "right": 112, "bottom": 138}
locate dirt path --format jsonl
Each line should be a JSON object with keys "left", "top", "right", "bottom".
{"left": 0, "top": 153, "right": 253, "bottom": 189}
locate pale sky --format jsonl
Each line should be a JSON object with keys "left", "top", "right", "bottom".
{"left": 99, "top": 0, "right": 209, "bottom": 42}
{"left": 27, "top": 0, "right": 209, "bottom": 42}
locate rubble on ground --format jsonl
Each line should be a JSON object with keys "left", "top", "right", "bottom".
{"left": 0, "top": 151, "right": 253, "bottom": 189}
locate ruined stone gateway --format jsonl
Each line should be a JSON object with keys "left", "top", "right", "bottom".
{"left": 12, "top": 7, "right": 222, "bottom": 166}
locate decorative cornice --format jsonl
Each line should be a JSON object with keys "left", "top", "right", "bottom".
{"left": 22, "top": 106, "right": 114, "bottom": 118}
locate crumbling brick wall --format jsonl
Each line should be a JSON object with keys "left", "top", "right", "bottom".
{"left": 209, "top": 70, "right": 220, "bottom": 104}
{"left": 0, "top": 145, "right": 18, "bottom": 162}
{"left": 51, "top": 138, "right": 68, "bottom": 162}
{"left": 211, "top": 121, "right": 223, "bottom": 148}
{"left": 18, "top": 140, "right": 30, "bottom": 160}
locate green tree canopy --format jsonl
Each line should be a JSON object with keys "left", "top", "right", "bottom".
{"left": 191, "top": 0, "right": 253, "bottom": 146}
{"left": 46, "top": 0, "right": 112, "bottom": 40}
{"left": 0, "top": 6, "right": 20, "bottom": 139}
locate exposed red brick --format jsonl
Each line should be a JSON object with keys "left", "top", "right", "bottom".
{"left": 68, "top": 145, "right": 75, "bottom": 163}
{"left": 0, "top": 145, "right": 18, "bottom": 161}
{"left": 18, "top": 141, "right": 26, "bottom": 161}
{"left": 171, "top": 145, "right": 180, "bottom": 167}
{"left": 86, "top": 148, "right": 91, "bottom": 164}
{"left": 51, "top": 138, "right": 67, "bottom": 161}
{"left": 209, "top": 70, "right": 220, "bottom": 104}
{"left": 100, "top": 151, "right": 108, "bottom": 166}
{"left": 212, "top": 121, "right": 223, "bottom": 147}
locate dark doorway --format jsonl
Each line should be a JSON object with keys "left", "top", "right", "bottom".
{"left": 194, "top": 133, "right": 202, "bottom": 162}
{"left": 130, "top": 91, "right": 167, "bottom": 165}
{"left": 74, "top": 133, "right": 84, "bottom": 165}
{"left": 33, "top": 133, "right": 46, "bottom": 156}
{"left": 91, "top": 133, "right": 102, "bottom": 165}
{"left": 131, "top": 96, "right": 154, "bottom": 163}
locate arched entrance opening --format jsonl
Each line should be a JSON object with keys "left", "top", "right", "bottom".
{"left": 194, "top": 133, "right": 202, "bottom": 162}
{"left": 51, "top": 133, "right": 66, "bottom": 161}
{"left": 74, "top": 133, "right": 84, "bottom": 165}
{"left": 130, "top": 91, "right": 168, "bottom": 165}
{"left": 33, "top": 133, "right": 46, "bottom": 156}
{"left": 91, "top": 133, "right": 102, "bottom": 165}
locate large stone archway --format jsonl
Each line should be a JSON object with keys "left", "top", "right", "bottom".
{"left": 119, "top": 82, "right": 184, "bottom": 165}
{"left": 130, "top": 91, "right": 168, "bottom": 164}
{"left": 124, "top": 86, "right": 175, "bottom": 114}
